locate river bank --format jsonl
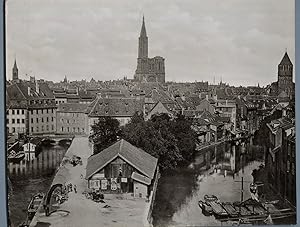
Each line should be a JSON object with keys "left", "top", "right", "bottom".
{"left": 9, "top": 144, "right": 70, "bottom": 227}
{"left": 152, "top": 141, "right": 263, "bottom": 226}
{"left": 30, "top": 136, "right": 152, "bottom": 227}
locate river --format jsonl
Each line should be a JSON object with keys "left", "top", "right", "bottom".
{"left": 8, "top": 143, "right": 70, "bottom": 227}
{"left": 152, "top": 141, "right": 265, "bottom": 226}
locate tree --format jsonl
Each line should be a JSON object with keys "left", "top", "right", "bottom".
{"left": 90, "top": 116, "right": 121, "bottom": 155}
{"left": 170, "top": 113, "right": 197, "bottom": 162}
{"left": 121, "top": 113, "right": 198, "bottom": 170}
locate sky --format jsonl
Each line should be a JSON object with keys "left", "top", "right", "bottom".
{"left": 6, "top": 0, "right": 295, "bottom": 86}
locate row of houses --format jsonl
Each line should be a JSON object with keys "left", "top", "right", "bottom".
{"left": 265, "top": 115, "right": 296, "bottom": 206}
{"left": 7, "top": 79, "right": 286, "bottom": 140}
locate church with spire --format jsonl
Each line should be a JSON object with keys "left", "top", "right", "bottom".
{"left": 134, "top": 16, "right": 165, "bottom": 83}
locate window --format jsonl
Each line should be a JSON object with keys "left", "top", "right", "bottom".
{"left": 46, "top": 125, "right": 49, "bottom": 131}
{"left": 36, "top": 118, "right": 39, "bottom": 123}
{"left": 17, "top": 110, "right": 19, "bottom": 115}
{"left": 46, "top": 109, "right": 48, "bottom": 114}
{"left": 31, "top": 110, "right": 33, "bottom": 114}
{"left": 22, "top": 119, "right": 25, "bottom": 124}
{"left": 36, "top": 126, "right": 39, "bottom": 132}
{"left": 12, "top": 119, "right": 15, "bottom": 124}
{"left": 31, "top": 127, "right": 34, "bottom": 132}
{"left": 47, "top": 117, "right": 49, "bottom": 122}
{"left": 22, "top": 110, "right": 24, "bottom": 114}
{"left": 12, "top": 110, "right": 15, "bottom": 115}
{"left": 31, "top": 118, "right": 33, "bottom": 124}
{"left": 41, "top": 118, "right": 44, "bottom": 123}
{"left": 52, "top": 117, "right": 54, "bottom": 122}
{"left": 67, "top": 127, "right": 70, "bottom": 132}
{"left": 41, "top": 126, "right": 44, "bottom": 131}
{"left": 42, "top": 109, "right": 44, "bottom": 114}
{"left": 61, "top": 127, "right": 64, "bottom": 132}
{"left": 52, "top": 125, "right": 54, "bottom": 131}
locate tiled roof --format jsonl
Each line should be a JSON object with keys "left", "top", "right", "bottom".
{"left": 86, "top": 139, "right": 158, "bottom": 180}
{"left": 86, "top": 96, "right": 144, "bottom": 117}
{"left": 131, "top": 172, "right": 151, "bottom": 185}
{"left": 57, "top": 103, "right": 89, "bottom": 113}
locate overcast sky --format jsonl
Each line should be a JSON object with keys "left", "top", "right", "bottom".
{"left": 6, "top": 0, "right": 295, "bottom": 86}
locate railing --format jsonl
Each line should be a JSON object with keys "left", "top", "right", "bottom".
{"left": 147, "top": 167, "right": 160, "bottom": 225}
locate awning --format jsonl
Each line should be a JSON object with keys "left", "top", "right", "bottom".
{"left": 131, "top": 172, "right": 151, "bottom": 186}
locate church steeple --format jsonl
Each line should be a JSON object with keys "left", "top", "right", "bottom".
{"left": 138, "top": 16, "right": 148, "bottom": 59}
{"left": 140, "top": 16, "right": 147, "bottom": 37}
{"left": 12, "top": 58, "right": 18, "bottom": 81}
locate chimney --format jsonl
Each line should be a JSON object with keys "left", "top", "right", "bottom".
{"left": 28, "top": 87, "right": 31, "bottom": 96}
{"left": 35, "top": 80, "right": 39, "bottom": 94}
{"left": 282, "top": 108, "right": 287, "bottom": 117}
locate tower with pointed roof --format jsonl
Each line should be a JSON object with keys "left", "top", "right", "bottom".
{"left": 12, "top": 59, "right": 18, "bottom": 81}
{"left": 277, "top": 51, "right": 294, "bottom": 97}
{"left": 134, "top": 17, "right": 165, "bottom": 83}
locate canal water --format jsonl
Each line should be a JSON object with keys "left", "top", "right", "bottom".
{"left": 152, "top": 141, "right": 264, "bottom": 227}
{"left": 8, "top": 143, "right": 70, "bottom": 227}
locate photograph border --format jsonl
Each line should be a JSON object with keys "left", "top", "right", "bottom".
{"left": 0, "top": 0, "right": 299, "bottom": 226}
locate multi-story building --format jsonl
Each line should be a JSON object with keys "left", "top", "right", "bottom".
{"left": 6, "top": 63, "right": 57, "bottom": 135}
{"left": 56, "top": 103, "right": 89, "bottom": 135}
{"left": 214, "top": 99, "right": 237, "bottom": 131}
{"left": 86, "top": 95, "right": 145, "bottom": 134}
{"left": 265, "top": 117, "right": 295, "bottom": 206}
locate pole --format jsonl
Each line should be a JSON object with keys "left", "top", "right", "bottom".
{"left": 241, "top": 177, "right": 244, "bottom": 203}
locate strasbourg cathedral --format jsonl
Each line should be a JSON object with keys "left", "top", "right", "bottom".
{"left": 134, "top": 17, "right": 166, "bottom": 83}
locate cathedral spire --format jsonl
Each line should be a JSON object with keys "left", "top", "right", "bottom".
{"left": 138, "top": 15, "right": 148, "bottom": 58}
{"left": 140, "top": 15, "right": 147, "bottom": 37}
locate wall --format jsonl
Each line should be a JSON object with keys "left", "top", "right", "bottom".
{"left": 29, "top": 108, "right": 56, "bottom": 135}
{"left": 133, "top": 181, "right": 148, "bottom": 198}
{"left": 56, "top": 111, "right": 87, "bottom": 134}
{"left": 7, "top": 108, "right": 27, "bottom": 134}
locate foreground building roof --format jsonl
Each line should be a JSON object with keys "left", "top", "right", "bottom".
{"left": 86, "top": 139, "right": 158, "bottom": 180}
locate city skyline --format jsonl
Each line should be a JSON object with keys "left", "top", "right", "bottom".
{"left": 6, "top": 0, "right": 295, "bottom": 86}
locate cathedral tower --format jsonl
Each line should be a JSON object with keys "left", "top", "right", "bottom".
{"left": 134, "top": 17, "right": 165, "bottom": 83}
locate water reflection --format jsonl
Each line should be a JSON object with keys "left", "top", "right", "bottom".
{"left": 152, "top": 140, "right": 264, "bottom": 227}
{"left": 9, "top": 144, "right": 69, "bottom": 226}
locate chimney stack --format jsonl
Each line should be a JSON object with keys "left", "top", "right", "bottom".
{"left": 35, "top": 80, "right": 39, "bottom": 94}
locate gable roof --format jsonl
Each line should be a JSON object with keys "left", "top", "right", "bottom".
{"left": 86, "top": 96, "right": 144, "bottom": 117}
{"left": 86, "top": 139, "right": 158, "bottom": 180}
{"left": 57, "top": 103, "right": 89, "bottom": 113}
{"left": 279, "top": 52, "right": 293, "bottom": 65}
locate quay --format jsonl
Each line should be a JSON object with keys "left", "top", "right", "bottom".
{"left": 29, "top": 136, "right": 153, "bottom": 227}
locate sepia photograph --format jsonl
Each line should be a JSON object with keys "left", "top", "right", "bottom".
{"left": 5, "top": 0, "right": 296, "bottom": 226}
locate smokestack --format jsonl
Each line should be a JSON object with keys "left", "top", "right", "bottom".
{"left": 35, "top": 80, "right": 39, "bottom": 94}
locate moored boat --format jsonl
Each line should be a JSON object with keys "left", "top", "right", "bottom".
{"left": 8, "top": 151, "right": 25, "bottom": 163}
{"left": 198, "top": 200, "right": 213, "bottom": 215}
{"left": 222, "top": 202, "right": 239, "bottom": 217}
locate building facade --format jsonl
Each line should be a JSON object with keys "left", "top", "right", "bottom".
{"left": 7, "top": 75, "right": 57, "bottom": 136}
{"left": 134, "top": 17, "right": 165, "bottom": 83}
{"left": 56, "top": 103, "right": 89, "bottom": 135}
{"left": 86, "top": 139, "right": 158, "bottom": 198}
